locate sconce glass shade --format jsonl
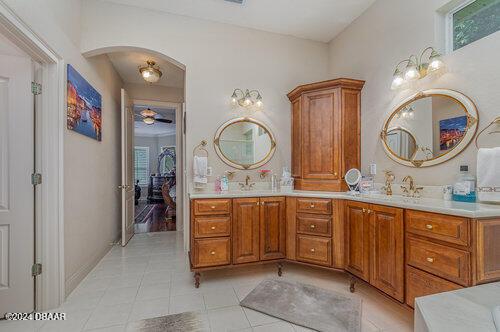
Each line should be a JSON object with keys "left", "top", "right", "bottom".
{"left": 404, "top": 61, "right": 420, "bottom": 81}
{"left": 230, "top": 88, "right": 263, "bottom": 109}
{"left": 391, "top": 69, "right": 405, "bottom": 90}
{"left": 143, "top": 117, "right": 155, "bottom": 125}
{"left": 427, "top": 51, "right": 444, "bottom": 72}
{"left": 139, "top": 60, "right": 162, "bottom": 84}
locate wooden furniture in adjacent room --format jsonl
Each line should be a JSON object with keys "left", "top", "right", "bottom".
{"left": 287, "top": 78, "right": 365, "bottom": 191}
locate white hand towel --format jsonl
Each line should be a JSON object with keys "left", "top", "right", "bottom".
{"left": 477, "top": 147, "right": 500, "bottom": 203}
{"left": 193, "top": 155, "right": 208, "bottom": 186}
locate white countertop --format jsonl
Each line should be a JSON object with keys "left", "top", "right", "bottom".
{"left": 189, "top": 190, "right": 500, "bottom": 218}
{"left": 414, "top": 282, "right": 500, "bottom": 332}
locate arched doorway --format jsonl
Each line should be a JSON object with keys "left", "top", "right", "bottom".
{"left": 83, "top": 46, "right": 188, "bottom": 248}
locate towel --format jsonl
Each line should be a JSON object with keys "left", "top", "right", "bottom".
{"left": 477, "top": 147, "right": 500, "bottom": 203}
{"left": 493, "top": 306, "right": 500, "bottom": 332}
{"left": 193, "top": 156, "right": 208, "bottom": 186}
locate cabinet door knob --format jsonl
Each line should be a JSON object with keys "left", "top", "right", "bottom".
{"left": 211, "top": 226, "right": 216, "bottom": 230}
{"left": 310, "top": 248, "right": 315, "bottom": 253}
{"left": 334, "top": 172, "right": 338, "bottom": 176}
{"left": 211, "top": 251, "right": 216, "bottom": 255}
{"left": 426, "top": 257, "right": 434, "bottom": 263}
{"left": 362, "top": 208, "right": 366, "bottom": 213}
{"left": 426, "top": 224, "right": 434, "bottom": 230}
{"left": 310, "top": 224, "right": 316, "bottom": 229}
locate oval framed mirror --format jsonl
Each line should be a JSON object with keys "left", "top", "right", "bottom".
{"left": 381, "top": 89, "right": 478, "bottom": 167}
{"left": 214, "top": 117, "right": 277, "bottom": 170}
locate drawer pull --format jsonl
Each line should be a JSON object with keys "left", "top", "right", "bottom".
{"left": 310, "top": 248, "right": 315, "bottom": 253}
{"left": 211, "top": 206, "right": 216, "bottom": 209}
{"left": 310, "top": 224, "right": 316, "bottom": 229}
{"left": 211, "top": 226, "right": 216, "bottom": 230}
{"left": 210, "top": 251, "right": 216, "bottom": 255}
{"left": 426, "top": 257, "right": 434, "bottom": 263}
{"left": 310, "top": 204, "right": 315, "bottom": 208}
{"left": 426, "top": 224, "right": 434, "bottom": 230}
{"left": 334, "top": 172, "right": 338, "bottom": 176}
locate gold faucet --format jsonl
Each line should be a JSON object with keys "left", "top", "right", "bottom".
{"left": 401, "top": 175, "right": 423, "bottom": 197}
{"left": 239, "top": 175, "right": 255, "bottom": 191}
{"left": 383, "top": 171, "right": 395, "bottom": 196}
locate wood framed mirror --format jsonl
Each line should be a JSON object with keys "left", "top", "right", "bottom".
{"left": 381, "top": 89, "right": 478, "bottom": 167}
{"left": 214, "top": 117, "right": 276, "bottom": 170}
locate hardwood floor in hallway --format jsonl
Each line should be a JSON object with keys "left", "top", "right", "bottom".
{"left": 0, "top": 231, "right": 413, "bottom": 332}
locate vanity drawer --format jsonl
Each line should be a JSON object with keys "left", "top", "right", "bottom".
{"left": 296, "top": 235, "right": 331, "bottom": 266}
{"left": 194, "top": 216, "right": 231, "bottom": 238}
{"left": 296, "top": 198, "right": 332, "bottom": 215}
{"left": 406, "top": 210, "right": 469, "bottom": 246}
{"left": 194, "top": 199, "right": 231, "bottom": 215}
{"left": 407, "top": 236, "right": 470, "bottom": 286}
{"left": 406, "top": 266, "right": 462, "bottom": 308}
{"left": 297, "top": 214, "right": 332, "bottom": 237}
{"left": 192, "top": 238, "right": 231, "bottom": 268}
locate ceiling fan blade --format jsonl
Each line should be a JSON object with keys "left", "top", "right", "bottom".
{"left": 155, "top": 118, "right": 173, "bottom": 123}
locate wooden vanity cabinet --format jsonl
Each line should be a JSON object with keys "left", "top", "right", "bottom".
{"left": 345, "top": 201, "right": 404, "bottom": 302}
{"left": 287, "top": 79, "right": 365, "bottom": 191}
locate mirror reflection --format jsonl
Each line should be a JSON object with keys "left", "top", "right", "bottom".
{"left": 215, "top": 118, "right": 276, "bottom": 169}
{"left": 384, "top": 95, "right": 469, "bottom": 162}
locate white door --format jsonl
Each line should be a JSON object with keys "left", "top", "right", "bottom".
{"left": 0, "top": 54, "right": 35, "bottom": 315}
{"left": 121, "top": 89, "right": 135, "bottom": 246}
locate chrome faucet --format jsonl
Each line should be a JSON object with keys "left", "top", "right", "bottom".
{"left": 401, "top": 175, "right": 423, "bottom": 198}
{"left": 239, "top": 175, "right": 255, "bottom": 191}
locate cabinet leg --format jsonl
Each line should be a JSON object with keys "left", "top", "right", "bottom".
{"left": 277, "top": 262, "right": 283, "bottom": 277}
{"left": 349, "top": 277, "right": 356, "bottom": 293}
{"left": 194, "top": 272, "right": 200, "bottom": 288}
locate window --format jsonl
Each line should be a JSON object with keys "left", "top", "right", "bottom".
{"left": 448, "top": 0, "right": 500, "bottom": 51}
{"left": 134, "top": 146, "right": 149, "bottom": 186}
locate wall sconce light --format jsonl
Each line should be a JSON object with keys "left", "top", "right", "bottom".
{"left": 231, "top": 89, "right": 263, "bottom": 109}
{"left": 391, "top": 47, "right": 444, "bottom": 90}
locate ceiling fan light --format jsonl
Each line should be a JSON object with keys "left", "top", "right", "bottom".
{"left": 140, "top": 108, "right": 157, "bottom": 118}
{"left": 143, "top": 116, "right": 155, "bottom": 125}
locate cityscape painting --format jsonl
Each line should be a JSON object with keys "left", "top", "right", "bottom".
{"left": 439, "top": 115, "right": 468, "bottom": 151}
{"left": 67, "top": 64, "right": 102, "bottom": 141}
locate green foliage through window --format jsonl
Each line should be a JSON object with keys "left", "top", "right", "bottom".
{"left": 453, "top": 0, "right": 500, "bottom": 50}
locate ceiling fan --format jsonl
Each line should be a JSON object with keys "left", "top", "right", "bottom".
{"left": 135, "top": 108, "right": 172, "bottom": 125}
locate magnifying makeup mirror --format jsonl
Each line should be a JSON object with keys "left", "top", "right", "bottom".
{"left": 345, "top": 168, "right": 361, "bottom": 195}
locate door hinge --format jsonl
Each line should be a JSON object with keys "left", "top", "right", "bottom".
{"left": 31, "top": 82, "right": 42, "bottom": 95}
{"left": 32, "top": 263, "right": 42, "bottom": 277}
{"left": 31, "top": 173, "right": 42, "bottom": 186}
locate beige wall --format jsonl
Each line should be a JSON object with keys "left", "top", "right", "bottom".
{"left": 328, "top": 0, "right": 500, "bottom": 185}
{"left": 125, "top": 82, "right": 184, "bottom": 103}
{"left": 81, "top": 0, "right": 330, "bottom": 186}
{"left": 3, "top": 0, "right": 124, "bottom": 296}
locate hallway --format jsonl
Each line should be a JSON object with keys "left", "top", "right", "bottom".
{"left": 1, "top": 231, "right": 412, "bottom": 332}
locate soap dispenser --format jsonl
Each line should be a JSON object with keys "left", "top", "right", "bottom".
{"left": 452, "top": 165, "right": 476, "bottom": 203}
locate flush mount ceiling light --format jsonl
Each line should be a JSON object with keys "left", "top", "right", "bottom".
{"left": 139, "top": 60, "right": 163, "bottom": 84}
{"left": 230, "top": 89, "right": 263, "bottom": 109}
{"left": 140, "top": 108, "right": 157, "bottom": 118}
{"left": 135, "top": 107, "right": 173, "bottom": 125}
{"left": 391, "top": 47, "right": 445, "bottom": 90}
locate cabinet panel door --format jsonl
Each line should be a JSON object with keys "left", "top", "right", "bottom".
{"left": 291, "top": 98, "right": 302, "bottom": 178}
{"left": 345, "top": 201, "right": 370, "bottom": 281}
{"left": 233, "top": 198, "right": 260, "bottom": 264}
{"left": 370, "top": 205, "right": 404, "bottom": 302}
{"left": 302, "top": 89, "right": 340, "bottom": 180}
{"left": 260, "top": 197, "right": 286, "bottom": 260}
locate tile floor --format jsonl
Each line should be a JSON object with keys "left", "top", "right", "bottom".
{"left": 0, "top": 231, "right": 413, "bottom": 332}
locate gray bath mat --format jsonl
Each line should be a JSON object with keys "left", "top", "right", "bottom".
{"left": 240, "top": 279, "right": 361, "bottom": 332}
{"left": 126, "top": 311, "right": 210, "bottom": 332}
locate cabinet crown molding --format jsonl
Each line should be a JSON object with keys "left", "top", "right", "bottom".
{"left": 287, "top": 78, "right": 365, "bottom": 101}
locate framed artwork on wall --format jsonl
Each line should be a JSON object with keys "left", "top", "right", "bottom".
{"left": 439, "top": 115, "right": 468, "bottom": 151}
{"left": 66, "top": 64, "right": 102, "bottom": 141}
